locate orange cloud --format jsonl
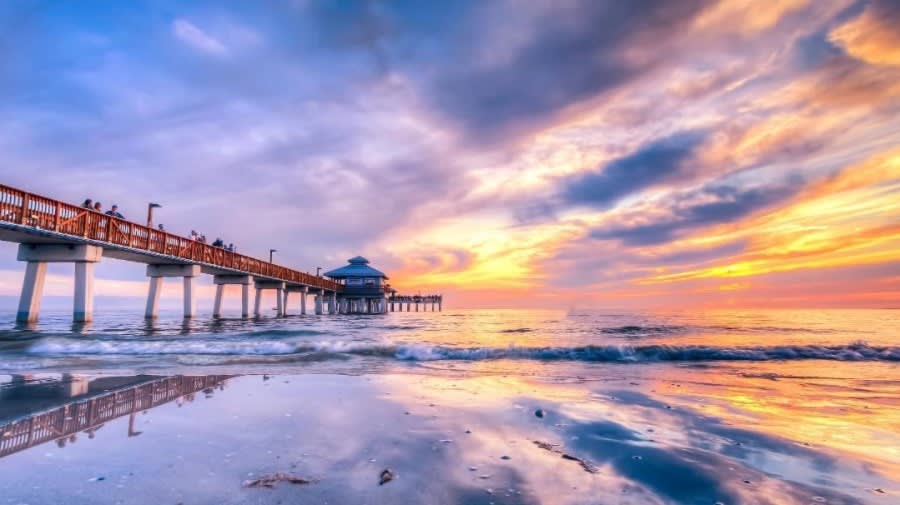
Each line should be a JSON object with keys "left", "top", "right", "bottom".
{"left": 638, "top": 147, "right": 900, "bottom": 286}
{"left": 691, "top": 0, "right": 814, "bottom": 35}
{"left": 829, "top": 0, "right": 900, "bottom": 67}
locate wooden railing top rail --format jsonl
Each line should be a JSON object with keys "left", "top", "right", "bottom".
{"left": 0, "top": 184, "right": 343, "bottom": 292}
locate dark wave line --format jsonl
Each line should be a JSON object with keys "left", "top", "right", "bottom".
{"left": 23, "top": 340, "right": 900, "bottom": 363}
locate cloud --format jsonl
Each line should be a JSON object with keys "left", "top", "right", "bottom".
{"left": 422, "top": 0, "right": 712, "bottom": 142}
{"left": 2, "top": 1, "right": 900, "bottom": 309}
{"left": 589, "top": 179, "right": 804, "bottom": 246}
{"left": 172, "top": 19, "right": 228, "bottom": 56}
{"left": 690, "top": 0, "right": 813, "bottom": 35}
{"left": 829, "top": 0, "right": 900, "bottom": 67}
{"left": 562, "top": 131, "right": 706, "bottom": 209}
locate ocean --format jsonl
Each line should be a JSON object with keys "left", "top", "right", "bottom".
{"left": 1, "top": 308, "right": 898, "bottom": 504}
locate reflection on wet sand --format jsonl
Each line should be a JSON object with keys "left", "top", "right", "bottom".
{"left": 378, "top": 366, "right": 898, "bottom": 504}
{"left": 0, "top": 369, "right": 896, "bottom": 504}
{"left": 0, "top": 374, "right": 232, "bottom": 458}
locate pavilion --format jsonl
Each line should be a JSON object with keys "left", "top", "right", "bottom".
{"left": 324, "top": 256, "right": 393, "bottom": 313}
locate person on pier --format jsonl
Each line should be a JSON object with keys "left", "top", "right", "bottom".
{"left": 105, "top": 204, "right": 124, "bottom": 219}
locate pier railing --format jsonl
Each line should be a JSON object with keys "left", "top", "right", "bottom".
{"left": 0, "top": 184, "right": 342, "bottom": 291}
{"left": 389, "top": 295, "right": 442, "bottom": 303}
{"left": 0, "top": 375, "right": 232, "bottom": 459}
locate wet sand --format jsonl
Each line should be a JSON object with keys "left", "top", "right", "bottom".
{"left": 1, "top": 362, "right": 897, "bottom": 504}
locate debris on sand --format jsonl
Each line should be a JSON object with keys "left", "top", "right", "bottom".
{"left": 534, "top": 409, "right": 545, "bottom": 418}
{"left": 379, "top": 468, "right": 395, "bottom": 485}
{"left": 561, "top": 453, "right": 599, "bottom": 474}
{"left": 533, "top": 440, "right": 599, "bottom": 474}
{"left": 532, "top": 441, "right": 559, "bottom": 451}
{"left": 242, "top": 473, "right": 317, "bottom": 488}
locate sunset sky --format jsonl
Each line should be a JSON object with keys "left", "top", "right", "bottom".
{"left": 1, "top": 0, "right": 899, "bottom": 309}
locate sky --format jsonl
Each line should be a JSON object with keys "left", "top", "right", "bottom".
{"left": 0, "top": 0, "right": 899, "bottom": 309}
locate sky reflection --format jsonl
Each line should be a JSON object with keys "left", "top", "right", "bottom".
{"left": 0, "top": 363, "right": 897, "bottom": 504}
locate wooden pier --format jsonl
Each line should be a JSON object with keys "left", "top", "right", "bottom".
{"left": 388, "top": 295, "right": 443, "bottom": 312}
{"left": 0, "top": 184, "right": 441, "bottom": 322}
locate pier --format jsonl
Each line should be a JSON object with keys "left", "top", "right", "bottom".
{"left": 388, "top": 295, "right": 443, "bottom": 312}
{"left": 0, "top": 184, "right": 441, "bottom": 322}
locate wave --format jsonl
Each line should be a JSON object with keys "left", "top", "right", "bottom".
{"left": 241, "top": 329, "right": 327, "bottom": 338}
{"left": 393, "top": 342, "right": 900, "bottom": 362}
{"left": 23, "top": 339, "right": 900, "bottom": 363}
{"left": 595, "top": 324, "right": 839, "bottom": 336}
{"left": 599, "top": 325, "right": 686, "bottom": 335}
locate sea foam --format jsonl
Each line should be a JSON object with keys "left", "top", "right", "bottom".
{"left": 25, "top": 338, "right": 900, "bottom": 363}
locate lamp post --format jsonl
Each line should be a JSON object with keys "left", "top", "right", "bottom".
{"left": 269, "top": 249, "right": 277, "bottom": 263}
{"left": 146, "top": 203, "right": 162, "bottom": 228}
{"left": 316, "top": 267, "right": 322, "bottom": 277}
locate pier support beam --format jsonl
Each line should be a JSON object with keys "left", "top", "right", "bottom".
{"left": 212, "top": 275, "right": 253, "bottom": 319}
{"left": 16, "top": 244, "right": 103, "bottom": 323}
{"left": 328, "top": 292, "right": 336, "bottom": 314}
{"left": 253, "top": 280, "right": 285, "bottom": 317}
{"left": 315, "top": 294, "right": 323, "bottom": 315}
{"left": 16, "top": 261, "right": 47, "bottom": 323}
{"left": 145, "top": 277, "right": 162, "bottom": 319}
{"left": 73, "top": 262, "right": 96, "bottom": 322}
{"left": 145, "top": 264, "right": 201, "bottom": 319}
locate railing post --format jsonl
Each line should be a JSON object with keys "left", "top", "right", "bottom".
{"left": 53, "top": 202, "right": 61, "bottom": 231}
{"left": 19, "top": 194, "right": 29, "bottom": 225}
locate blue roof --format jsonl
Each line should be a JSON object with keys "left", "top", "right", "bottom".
{"left": 324, "top": 256, "right": 388, "bottom": 279}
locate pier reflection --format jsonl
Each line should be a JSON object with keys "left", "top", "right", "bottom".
{"left": 0, "top": 374, "right": 233, "bottom": 458}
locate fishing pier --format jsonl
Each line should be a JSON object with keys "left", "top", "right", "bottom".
{"left": 0, "top": 184, "right": 440, "bottom": 322}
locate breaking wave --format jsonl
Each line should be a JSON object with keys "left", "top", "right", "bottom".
{"left": 24, "top": 339, "right": 900, "bottom": 363}
{"left": 599, "top": 325, "right": 686, "bottom": 335}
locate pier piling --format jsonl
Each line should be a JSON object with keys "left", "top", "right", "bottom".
{"left": 145, "top": 265, "right": 201, "bottom": 319}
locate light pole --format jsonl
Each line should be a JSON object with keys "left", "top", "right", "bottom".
{"left": 316, "top": 267, "right": 322, "bottom": 277}
{"left": 269, "top": 249, "right": 277, "bottom": 263}
{"left": 146, "top": 203, "right": 162, "bottom": 228}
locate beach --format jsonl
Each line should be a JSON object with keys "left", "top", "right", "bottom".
{"left": 1, "top": 308, "right": 898, "bottom": 504}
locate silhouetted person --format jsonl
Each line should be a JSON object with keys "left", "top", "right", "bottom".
{"left": 158, "top": 224, "right": 165, "bottom": 231}
{"left": 212, "top": 238, "right": 224, "bottom": 247}
{"left": 105, "top": 204, "right": 124, "bottom": 219}
{"left": 82, "top": 198, "right": 93, "bottom": 209}
{"left": 93, "top": 202, "right": 102, "bottom": 212}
